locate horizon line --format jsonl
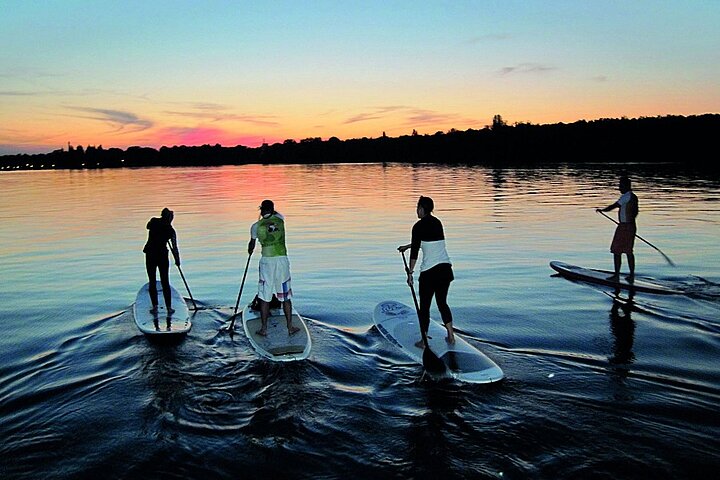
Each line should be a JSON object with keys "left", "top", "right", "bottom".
{"left": 2, "top": 112, "right": 718, "bottom": 158}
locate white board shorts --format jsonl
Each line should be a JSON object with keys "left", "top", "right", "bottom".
{"left": 258, "top": 256, "right": 293, "bottom": 302}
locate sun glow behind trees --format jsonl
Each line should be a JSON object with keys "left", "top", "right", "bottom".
{"left": 1, "top": 1, "right": 719, "bottom": 155}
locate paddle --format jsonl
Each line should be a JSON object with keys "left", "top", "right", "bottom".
{"left": 175, "top": 264, "right": 197, "bottom": 310}
{"left": 168, "top": 241, "right": 197, "bottom": 310}
{"left": 400, "top": 250, "right": 448, "bottom": 377}
{"left": 228, "top": 253, "right": 252, "bottom": 331}
{"left": 597, "top": 210, "right": 676, "bottom": 267}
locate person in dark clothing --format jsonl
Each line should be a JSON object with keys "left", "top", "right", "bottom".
{"left": 143, "top": 208, "right": 180, "bottom": 314}
{"left": 398, "top": 196, "right": 455, "bottom": 346}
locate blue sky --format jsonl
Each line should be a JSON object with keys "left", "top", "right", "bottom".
{"left": 1, "top": 0, "right": 718, "bottom": 154}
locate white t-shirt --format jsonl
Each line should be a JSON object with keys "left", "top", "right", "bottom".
{"left": 617, "top": 191, "right": 636, "bottom": 223}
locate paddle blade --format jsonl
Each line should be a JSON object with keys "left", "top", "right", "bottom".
{"left": 660, "top": 251, "right": 676, "bottom": 267}
{"left": 227, "top": 313, "right": 238, "bottom": 332}
{"left": 422, "top": 347, "right": 448, "bottom": 377}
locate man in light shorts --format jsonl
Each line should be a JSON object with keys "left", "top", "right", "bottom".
{"left": 248, "top": 199, "right": 300, "bottom": 336}
{"left": 596, "top": 176, "right": 639, "bottom": 281}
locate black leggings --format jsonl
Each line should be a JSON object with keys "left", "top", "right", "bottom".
{"left": 418, "top": 263, "right": 454, "bottom": 335}
{"left": 145, "top": 253, "right": 171, "bottom": 308}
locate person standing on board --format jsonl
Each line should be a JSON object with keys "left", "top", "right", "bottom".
{"left": 596, "top": 176, "right": 639, "bottom": 281}
{"left": 248, "top": 199, "right": 300, "bottom": 336}
{"left": 398, "top": 196, "right": 455, "bottom": 347}
{"left": 143, "top": 207, "right": 180, "bottom": 314}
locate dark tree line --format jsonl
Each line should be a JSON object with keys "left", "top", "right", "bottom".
{"left": 1, "top": 114, "right": 718, "bottom": 171}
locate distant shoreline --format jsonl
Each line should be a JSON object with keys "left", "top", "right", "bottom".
{"left": 2, "top": 114, "right": 718, "bottom": 171}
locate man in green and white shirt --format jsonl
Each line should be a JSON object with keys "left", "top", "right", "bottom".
{"left": 248, "top": 199, "right": 299, "bottom": 336}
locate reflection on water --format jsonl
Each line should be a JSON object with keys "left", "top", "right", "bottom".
{"left": 607, "top": 289, "right": 637, "bottom": 381}
{"left": 0, "top": 163, "right": 719, "bottom": 479}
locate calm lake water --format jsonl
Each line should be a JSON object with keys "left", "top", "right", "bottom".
{"left": 1, "top": 163, "right": 719, "bottom": 479}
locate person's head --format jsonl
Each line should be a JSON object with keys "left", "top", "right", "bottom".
{"left": 259, "top": 199, "right": 275, "bottom": 218}
{"left": 161, "top": 207, "right": 174, "bottom": 223}
{"left": 417, "top": 196, "right": 434, "bottom": 218}
{"left": 619, "top": 176, "right": 631, "bottom": 193}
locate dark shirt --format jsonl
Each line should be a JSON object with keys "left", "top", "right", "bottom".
{"left": 143, "top": 217, "right": 176, "bottom": 256}
{"left": 410, "top": 214, "right": 445, "bottom": 261}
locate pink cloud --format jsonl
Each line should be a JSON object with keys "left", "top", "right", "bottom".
{"left": 151, "top": 126, "right": 276, "bottom": 148}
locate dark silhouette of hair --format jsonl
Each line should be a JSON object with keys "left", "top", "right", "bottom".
{"left": 260, "top": 199, "right": 277, "bottom": 215}
{"left": 418, "top": 196, "right": 434, "bottom": 213}
{"left": 620, "top": 176, "right": 631, "bottom": 190}
{"left": 161, "top": 208, "right": 173, "bottom": 221}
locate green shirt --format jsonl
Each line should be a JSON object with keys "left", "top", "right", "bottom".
{"left": 251, "top": 213, "right": 287, "bottom": 257}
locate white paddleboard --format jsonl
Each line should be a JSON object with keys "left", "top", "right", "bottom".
{"left": 550, "top": 261, "right": 680, "bottom": 295}
{"left": 133, "top": 281, "right": 191, "bottom": 335}
{"left": 242, "top": 303, "right": 311, "bottom": 361}
{"left": 373, "top": 300, "right": 504, "bottom": 383}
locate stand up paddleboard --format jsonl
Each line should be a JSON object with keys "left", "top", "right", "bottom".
{"left": 373, "top": 300, "right": 504, "bottom": 384}
{"left": 550, "top": 261, "right": 680, "bottom": 295}
{"left": 242, "top": 303, "right": 311, "bottom": 361}
{"left": 133, "top": 281, "right": 191, "bottom": 335}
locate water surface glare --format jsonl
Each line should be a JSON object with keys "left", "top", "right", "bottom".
{"left": 1, "top": 163, "right": 719, "bottom": 479}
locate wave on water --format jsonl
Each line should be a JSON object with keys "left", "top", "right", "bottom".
{"left": 1, "top": 302, "right": 719, "bottom": 478}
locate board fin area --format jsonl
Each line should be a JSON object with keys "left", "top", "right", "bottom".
{"left": 242, "top": 307, "right": 312, "bottom": 361}
{"left": 133, "top": 281, "right": 191, "bottom": 336}
{"left": 373, "top": 300, "right": 503, "bottom": 384}
{"left": 550, "top": 261, "right": 681, "bottom": 295}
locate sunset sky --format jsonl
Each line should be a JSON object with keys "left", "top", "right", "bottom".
{"left": 1, "top": 0, "right": 719, "bottom": 155}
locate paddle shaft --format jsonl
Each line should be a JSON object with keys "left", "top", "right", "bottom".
{"left": 597, "top": 211, "right": 676, "bottom": 267}
{"left": 176, "top": 265, "right": 197, "bottom": 310}
{"left": 168, "top": 241, "right": 197, "bottom": 310}
{"left": 400, "top": 250, "right": 447, "bottom": 377}
{"left": 400, "top": 251, "right": 429, "bottom": 348}
{"left": 228, "top": 253, "right": 252, "bottom": 330}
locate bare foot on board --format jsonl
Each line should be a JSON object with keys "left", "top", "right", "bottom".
{"left": 288, "top": 325, "right": 300, "bottom": 335}
{"left": 445, "top": 324, "right": 456, "bottom": 345}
